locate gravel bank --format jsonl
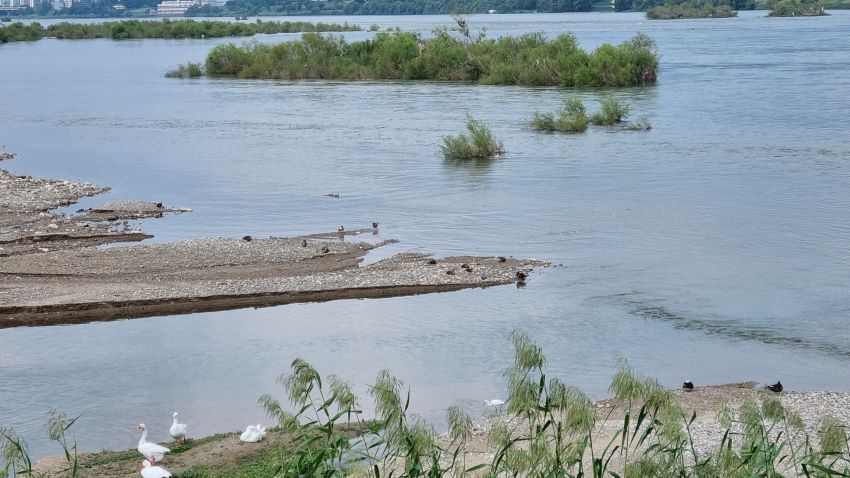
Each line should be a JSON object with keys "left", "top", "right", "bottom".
{"left": 0, "top": 165, "right": 545, "bottom": 328}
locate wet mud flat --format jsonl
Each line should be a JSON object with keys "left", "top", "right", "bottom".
{"left": 0, "top": 165, "right": 543, "bottom": 328}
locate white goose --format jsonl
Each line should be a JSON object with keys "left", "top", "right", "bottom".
{"left": 169, "top": 412, "right": 187, "bottom": 444}
{"left": 239, "top": 424, "right": 267, "bottom": 443}
{"left": 141, "top": 459, "right": 172, "bottom": 478}
{"left": 136, "top": 423, "right": 170, "bottom": 465}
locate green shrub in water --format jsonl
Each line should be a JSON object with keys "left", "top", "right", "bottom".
{"left": 530, "top": 97, "right": 589, "bottom": 133}
{"left": 165, "top": 62, "right": 205, "bottom": 79}
{"left": 441, "top": 116, "right": 505, "bottom": 160}
{"left": 591, "top": 97, "right": 631, "bottom": 125}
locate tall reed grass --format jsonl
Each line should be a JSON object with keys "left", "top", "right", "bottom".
{"left": 5, "top": 332, "right": 848, "bottom": 477}
{"left": 249, "top": 331, "right": 850, "bottom": 477}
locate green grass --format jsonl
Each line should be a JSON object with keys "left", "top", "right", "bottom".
{"left": 197, "top": 30, "right": 660, "bottom": 87}
{"left": 174, "top": 449, "right": 282, "bottom": 478}
{"left": 79, "top": 432, "right": 233, "bottom": 469}
{"left": 441, "top": 116, "right": 505, "bottom": 160}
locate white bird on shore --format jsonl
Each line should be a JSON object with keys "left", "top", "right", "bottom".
{"left": 484, "top": 399, "right": 506, "bottom": 407}
{"left": 141, "top": 459, "right": 172, "bottom": 478}
{"left": 136, "top": 423, "right": 170, "bottom": 465}
{"left": 169, "top": 412, "right": 187, "bottom": 444}
{"left": 240, "top": 424, "right": 267, "bottom": 443}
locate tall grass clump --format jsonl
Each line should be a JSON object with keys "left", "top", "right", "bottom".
{"left": 197, "top": 29, "right": 659, "bottom": 87}
{"left": 165, "top": 62, "right": 205, "bottom": 79}
{"left": 441, "top": 115, "right": 505, "bottom": 160}
{"left": 530, "top": 97, "right": 589, "bottom": 133}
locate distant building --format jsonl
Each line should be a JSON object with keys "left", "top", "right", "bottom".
{"left": 487, "top": 8, "right": 496, "bottom": 13}
{"left": 155, "top": 0, "right": 199, "bottom": 15}
{"left": 0, "top": 0, "right": 38, "bottom": 7}
{"left": 112, "top": 3, "right": 125, "bottom": 9}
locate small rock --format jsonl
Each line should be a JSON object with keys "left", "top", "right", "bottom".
{"left": 242, "top": 235, "right": 253, "bottom": 242}
{"left": 47, "top": 223, "right": 59, "bottom": 229}
{"left": 498, "top": 256, "right": 507, "bottom": 263}
{"left": 427, "top": 259, "right": 437, "bottom": 265}
{"left": 321, "top": 245, "right": 330, "bottom": 253}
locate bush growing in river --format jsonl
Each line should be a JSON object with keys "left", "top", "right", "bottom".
{"left": 530, "top": 97, "right": 589, "bottom": 133}
{"left": 165, "top": 62, "right": 205, "bottom": 79}
{"left": 441, "top": 116, "right": 505, "bottom": 160}
{"left": 199, "top": 30, "right": 660, "bottom": 87}
{"left": 590, "top": 97, "right": 631, "bottom": 125}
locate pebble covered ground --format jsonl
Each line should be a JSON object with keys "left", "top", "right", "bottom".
{"left": 0, "top": 164, "right": 545, "bottom": 327}
{"left": 434, "top": 384, "right": 850, "bottom": 477}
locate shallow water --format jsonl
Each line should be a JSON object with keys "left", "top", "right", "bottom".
{"left": 2, "top": 11, "right": 850, "bottom": 459}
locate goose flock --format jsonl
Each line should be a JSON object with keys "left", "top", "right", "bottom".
{"left": 134, "top": 412, "right": 267, "bottom": 477}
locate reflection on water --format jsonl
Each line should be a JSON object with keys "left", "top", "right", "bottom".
{"left": 1, "top": 11, "right": 850, "bottom": 459}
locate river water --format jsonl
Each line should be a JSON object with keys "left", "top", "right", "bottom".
{"left": 2, "top": 11, "right": 850, "bottom": 460}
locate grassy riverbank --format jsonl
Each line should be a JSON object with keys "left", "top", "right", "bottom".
{"left": 7, "top": 332, "right": 850, "bottom": 478}
{"left": 0, "top": 19, "right": 361, "bottom": 44}
{"left": 196, "top": 31, "right": 659, "bottom": 87}
{"left": 646, "top": 3, "right": 737, "bottom": 18}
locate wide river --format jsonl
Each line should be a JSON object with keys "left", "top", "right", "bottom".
{"left": 2, "top": 10, "right": 850, "bottom": 460}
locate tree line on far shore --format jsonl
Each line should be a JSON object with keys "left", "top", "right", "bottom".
{"left": 0, "top": 18, "right": 361, "bottom": 43}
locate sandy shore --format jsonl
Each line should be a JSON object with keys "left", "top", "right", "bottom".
{"left": 0, "top": 165, "right": 543, "bottom": 328}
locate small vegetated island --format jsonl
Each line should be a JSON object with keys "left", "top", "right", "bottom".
{"left": 616, "top": 0, "right": 753, "bottom": 11}
{"left": 645, "top": 2, "right": 737, "bottom": 19}
{"left": 0, "top": 19, "right": 361, "bottom": 44}
{"left": 173, "top": 29, "right": 660, "bottom": 87}
{"left": 768, "top": 0, "right": 828, "bottom": 15}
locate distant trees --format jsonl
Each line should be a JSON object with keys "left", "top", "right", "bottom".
{"left": 0, "top": 19, "right": 361, "bottom": 44}
{"left": 188, "top": 0, "right": 595, "bottom": 17}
